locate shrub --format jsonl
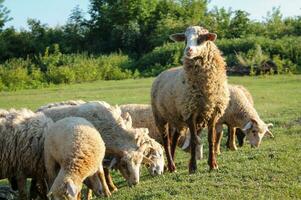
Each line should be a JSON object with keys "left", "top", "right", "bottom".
{"left": 135, "top": 42, "right": 184, "bottom": 76}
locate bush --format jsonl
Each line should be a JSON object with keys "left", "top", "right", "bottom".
{"left": 135, "top": 42, "right": 184, "bottom": 76}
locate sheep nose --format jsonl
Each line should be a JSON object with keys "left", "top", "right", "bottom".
{"left": 187, "top": 47, "right": 192, "bottom": 53}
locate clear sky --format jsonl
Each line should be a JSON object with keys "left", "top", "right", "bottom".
{"left": 3, "top": 0, "right": 301, "bottom": 29}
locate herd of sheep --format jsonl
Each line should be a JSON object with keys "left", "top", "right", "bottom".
{"left": 0, "top": 26, "right": 274, "bottom": 199}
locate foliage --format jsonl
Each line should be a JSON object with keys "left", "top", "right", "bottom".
{"left": 0, "top": 45, "right": 137, "bottom": 91}
{"left": 0, "top": 0, "right": 11, "bottom": 30}
{"left": 135, "top": 42, "right": 184, "bottom": 76}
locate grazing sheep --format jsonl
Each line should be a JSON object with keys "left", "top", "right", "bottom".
{"left": 44, "top": 117, "right": 110, "bottom": 200}
{"left": 215, "top": 85, "right": 274, "bottom": 154}
{"left": 0, "top": 109, "right": 52, "bottom": 200}
{"left": 151, "top": 26, "right": 229, "bottom": 173}
{"left": 120, "top": 104, "right": 203, "bottom": 161}
{"left": 38, "top": 101, "right": 160, "bottom": 187}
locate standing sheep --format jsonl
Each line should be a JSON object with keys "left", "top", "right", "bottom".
{"left": 38, "top": 101, "right": 161, "bottom": 188}
{"left": 151, "top": 26, "right": 229, "bottom": 173}
{"left": 44, "top": 117, "right": 110, "bottom": 200}
{"left": 215, "top": 85, "right": 274, "bottom": 154}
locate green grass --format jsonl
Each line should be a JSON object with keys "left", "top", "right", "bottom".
{"left": 0, "top": 75, "right": 301, "bottom": 199}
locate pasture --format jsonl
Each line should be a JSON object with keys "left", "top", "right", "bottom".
{"left": 0, "top": 75, "right": 301, "bottom": 199}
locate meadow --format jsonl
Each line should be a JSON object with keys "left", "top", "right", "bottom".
{"left": 0, "top": 75, "right": 300, "bottom": 199}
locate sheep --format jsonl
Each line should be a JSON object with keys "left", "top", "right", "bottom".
{"left": 215, "top": 85, "right": 274, "bottom": 154}
{"left": 0, "top": 108, "right": 52, "bottom": 200}
{"left": 37, "top": 101, "right": 162, "bottom": 188}
{"left": 44, "top": 117, "right": 110, "bottom": 200}
{"left": 151, "top": 26, "right": 229, "bottom": 173}
{"left": 37, "top": 100, "right": 164, "bottom": 178}
{"left": 120, "top": 104, "right": 203, "bottom": 161}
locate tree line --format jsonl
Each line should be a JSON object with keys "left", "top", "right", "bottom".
{"left": 0, "top": 0, "right": 301, "bottom": 91}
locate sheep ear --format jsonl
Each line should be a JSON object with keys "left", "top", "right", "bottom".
{"left": 66, "top": 179, "right": 77, "bottom": 197}
{"left": 181, "top": 130, "right": 191, "bottom": 150}
{"left": 170, "top": 33, "right": 185, "bottom": 42}
{"left": 265, "top": 129, "right": 274, "bottom": 138}
{"left": 242, "top": 121, "right": 253, "bottom": 131}
{"left": 250, "top": 118, "right": 258, "bottom": 125}
{"left": 267, "top": 123, "right": 274, "bottom": 128}
{"left": 206, "top": 33, "right": 217, "bottom": 41}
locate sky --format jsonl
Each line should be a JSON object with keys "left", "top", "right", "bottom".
{"left": 3, "top": 0, "right": 301, "bottom": 30}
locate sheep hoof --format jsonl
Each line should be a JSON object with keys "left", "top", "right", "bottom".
{"left": 167, "top": 164, "right": 176, "bottom": 173}
{"left": 104, "top": 191, "right": 112, "bottom": 197}
{"left": 189, "top": 162, "right": 197, "bottom": 174}
{"left": 229, "top": 146, "right": 238, "bottom": 151}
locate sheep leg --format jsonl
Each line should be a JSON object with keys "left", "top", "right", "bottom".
{"left": 215, "top": 123, "right": 223, "bottom": 155}
{"left": 29, "top": 178, "right": 38, "bottom": 200}
{"left": 229, "top": 127, "right": 238, "bottom": 151}
{"left": 187, "top": 116, "right": 199, "bottom": 174}
{"left": 161, "top": 123, "right": 176, "bottom": 172}
{"left": 98, "top": 166, "right": 111, "bottom": 197}
{"left": 16, "top": 174, "right": 28, "bottom": 200}
{"left": 208, "top": 116, "right": 218, "bottom": 170}
{"left": 170, "top": 128, "right": 180, "bottom": 160}
{"left": 85, "top": 189, "right": 93, "bottom": 200}
{"left": 215, "top": 131, "right": 223, "bottom": 155}
{"left": 104, "top": 168, "right": 118, "bottom": 193}
{"left": 236, "top": 128, "right": 246, "bottom": 147}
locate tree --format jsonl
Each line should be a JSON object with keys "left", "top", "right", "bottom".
{"left": 0, "top": 0, "right": 12, "bottom": 30}
{"left": 228, "top": 10, "right": 251, "bottom": 38}
{"left": 63, "top": 5, "right": 88, "bottom": 53}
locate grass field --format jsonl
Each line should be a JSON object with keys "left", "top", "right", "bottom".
{"left": 0, "top": 75, "right": 301, "bottom": 199}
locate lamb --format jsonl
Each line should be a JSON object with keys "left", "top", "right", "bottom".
{"left": 215, "top": 85, "right": 274, "bottom": 154}
{"left": 0, "top": 109, "right": 52, "bottom": 200}
{"left": 44, "top": 117, "right": 110, "bottom": 199}
{"left": 37, "top": 101, "right": 163, "bottom": 188}
{"left": 151, "top": 26, "right": 229, "bottom": 173}
{"left": 120, "top": 104, "right": 203, "bottom": 161}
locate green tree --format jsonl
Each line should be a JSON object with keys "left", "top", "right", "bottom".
{"left": 0, "top": 0, "right": 12, "bottom": 31}
{"left": 228, "top": 10, "right": 251, "bottom": 38}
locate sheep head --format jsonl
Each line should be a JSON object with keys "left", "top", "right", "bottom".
{"left": 170, "top": 26, "right": 217, "bottom": 59}
{"left": 132, "top": 128, "right": 165, "bottom": 176}
{"left": 242, "top": 119, "right": 274, "bottom": 148}
{"left": 47, "top": 178, "right": 81, "bottom": 200}
{"left": 84, "top": 172, "right": 104, "bottom": 197}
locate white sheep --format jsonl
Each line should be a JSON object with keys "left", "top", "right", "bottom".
{"left": 120, "top": 104, "right": 203, "bottom": 161}
{"left": 151, "top": 26, "right": 229, "bottom": 173}
{"left": 38, "top": 101, "right": 161, "bottom": 188}
{"left": 215, "top": 85, "right": 274, "bottom": 154}
{"left": 44, "top": 117, "right": 110, "bottom": 200}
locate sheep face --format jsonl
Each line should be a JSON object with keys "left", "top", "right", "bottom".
{"left": 145, "top": 148, "right": 164, "bottom": 176}
{"left": 117, "top": 152, "right": 143, "bottom": 187}
{"left": 169, "top": 26, "right": 217, "bottom": 59}
{"left": 242, "top": 119, "right": 274, "bottom": 148}
{"left": 84, "top": 173, "right": 103, "bottom": 196}
{"left": 48, "top": 179, "right": 81, "bottom": 200}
